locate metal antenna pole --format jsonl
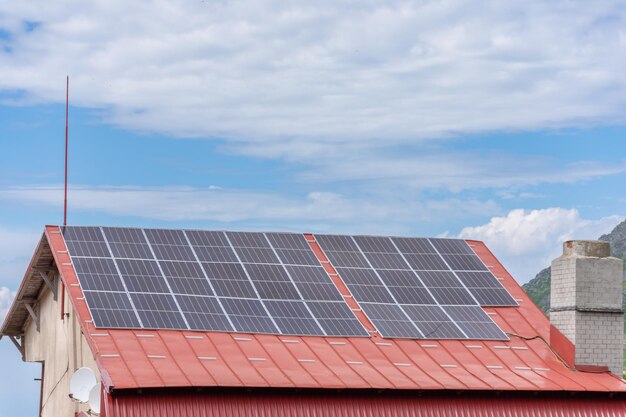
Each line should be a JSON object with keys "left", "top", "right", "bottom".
{"left": 64, "top": 76, "right": 69, "bottom": 226}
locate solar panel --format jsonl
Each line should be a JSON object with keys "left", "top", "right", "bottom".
{"left": 72, "top": 258, "right": 125, "bottom": 291}
{"left": 63, "top": 227, "right": 513, "bottom": 339}
{"left": 176, "top": 295, "right": 233, "bottom": 331}
{"left": 393, "top": 238, "right": 516, "bottom": 306}
{"left": 401, "top": 305, "right": 466, "bottom": 339}
{"left": 130, "top": 292, "right": 188, "bottom": 329}
{"left": 220, "top": 298, "right": 279, "bottom": 334}
{"left": 82, "top": 291, "right": 141, "bottom": 328}
{"left": 264, "top": 300, "right": 324, "bottom": 336}
{"left": 63, "top": 226, "right": 367, "bottom": 337}
{"left": 358, "top": 303, "right": 423, "bottom": 338}
{"left": 376, "top": 270, "right": 436, "bottom": 305}
{"left": 306, "top": 301, "right": 370, "bottom": 336}
{"left": 443, "top": 305, "right": 507, "bottom": 339}
{"left": 455, "top": 271, "right": 517, "bottom": 306}
{"left": 315, "top": 234, "right": 512, "bottom": 340}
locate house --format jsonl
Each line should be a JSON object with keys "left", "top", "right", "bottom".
{"left": 1, "top": 225, "right": 625, "bottom": 417}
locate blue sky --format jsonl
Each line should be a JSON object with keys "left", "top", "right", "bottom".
{"left": 1, "top": 1, "right": 626, "bottom": 416}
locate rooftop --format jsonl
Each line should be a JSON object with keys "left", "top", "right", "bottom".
{"left": 2, "top": 225, "right": 626, "bottom": 392}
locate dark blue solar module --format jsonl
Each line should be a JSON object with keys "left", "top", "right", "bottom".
{"left": 62, "top": 226, "right": 368, "bottom": 337}
{"left": 315, "top": 234, "right": 513, "bottom": 340}
{"left": 62, "top": 227, "right": 514, "bottom": 340}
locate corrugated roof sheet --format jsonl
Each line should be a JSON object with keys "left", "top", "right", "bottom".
{"left": 104, "top": 390, "right": 626, "bottom": 417}
{"left": 7, "top": 225, "right": 626, "bottom": 393}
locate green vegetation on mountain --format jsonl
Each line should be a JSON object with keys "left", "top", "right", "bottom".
{"left": 522, "top": 267, "right": 552, "bottom": 312}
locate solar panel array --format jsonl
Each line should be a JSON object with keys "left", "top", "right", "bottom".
{"left": 62, "top": 226, "right": 515, "bottom": 340}
{"left": 315, "top": 235, "right": 515, "bottom": 340}
{"left": 63, "top": 226, "right": 368, "bottom": 336}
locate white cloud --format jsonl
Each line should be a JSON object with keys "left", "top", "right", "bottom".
{"left": 0, "top": 287, "right": 17, "bottom": 322}
{"left": 291, "top": 151, "right": 626, "bottom": 191}
{"left": 0, "top": 184, "right": 500, "bottom": 234}
{"left": 457, "top": 208, "right": 623, "bottom": 283}
{"left": 0, "top": 1, "right": 625, "bottom": 190}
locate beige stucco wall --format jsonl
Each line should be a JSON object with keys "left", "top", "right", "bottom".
{"left": 22, "top": 278, "right": 99, "bottom": 417}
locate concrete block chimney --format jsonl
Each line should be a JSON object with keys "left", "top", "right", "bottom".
{"left": 550, "top": 240, "right": 624, "bottom": 376}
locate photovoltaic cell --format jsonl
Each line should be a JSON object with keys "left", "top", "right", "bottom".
{"left": 359, "top": 303, "right": 422, "bottom": 338}
{"left": 130, "top": 292, "right": 188, "bottom": 329}
{"left": 226, "top": 232, "right": 271, "bottom": 248}
{"left": 401, "top": 305, "right": 466, "bottom": 339}
{"left": 335, "top": 267, "right": 395, "bottom": 303}
{"left": 315, "top": 235, "right": 360, "bottom": 252}
{"left": 286, "top": 265, "right": 344, "bottom": 301}
{"left": 264, "top": 300, "right": 323, "bottom": 336}
{"left": 192, "top": 246, "right": 238, "bottom": 263}
{"left": 186, "top": 230, "right": 231, "bottom": 247}
{"left": 266, "top": 232, "right": 311, "bottom": 250}
{"left": 377, "top": 270, "right": 436, "bottom": 305}
{"left": 221, "top": 298, "right": 279, "bottom": 334}
{"left": 429, "top": 238, "right": 474, "bottom": 255}
{"left": 403, "top": 254, "right": 449, "bottom": 270}
{"left": 286, "top": 266, "right": 331, "bottom": 283}
{"left": 353, "top": 236, "right": 398, "bottom": 253}
{"left": 63, "top": 226, "right": 105, "bottom": 242}
{"left": 234, "top": 247, "right": 280, "bottom": 264}
{"left": 83, "top": 291, "right": 140, "bottom": 328}
{"left": 65, "top": 240, "right": 111, "bottom": 257}
{"left": 72, "top": 258, "right": 125, "bottom": 292}
{"left": 442, "top": 254, "right": 488, "bottom": 271}
{"left": 107, "top": 242, "right": 154, "bottom": 259}
{"left": 443, "top": 305, "right": 507, "bottom": 339}
{"left": 115, "top": 259, "right": 171, "bottom": 293}
{"left": 104, "top": 227, "right": 146, "bottom": 243}
{"left": 83, "top": 290, "right": 132, "bottom": 309}
{"left": 202, "top": 262, "right": 257, "bottom": 298}
{"left": 176, "top": 295, "right": 233, "bottom": 331}
{"left": 306, "top": 301, "right": 369, "bottom": 336}
{"left": 363, "top": 252, "right": 410, "bottom": 270}
{"left": 455, "top": 271, "right": 517, "bottom": 306}
{"left": 160, "top": 261, "right": 214, "bottom": 296}
{"left": 324, "top": 251, "right": 370, "bottom": 268}
{"left": 391, "top": 237, "right": 437, "bottom": 254}
{"left": 275, "top": 248, "right": 320, "bottom": 266}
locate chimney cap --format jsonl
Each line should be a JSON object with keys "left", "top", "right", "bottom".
{"left": 563, "top": 240, "right": 611, "bottom": 258}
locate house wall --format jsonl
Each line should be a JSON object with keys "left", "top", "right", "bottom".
{"left": 23, "top": 277, "right": 99, "bottom": 417}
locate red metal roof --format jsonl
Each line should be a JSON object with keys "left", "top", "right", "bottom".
{"left": 103, "top": 390, "right": 626, "bottom": 417}
{"left": 40, "top": 226, "right": 626, "bottom": 393}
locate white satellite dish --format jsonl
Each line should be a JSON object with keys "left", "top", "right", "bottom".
{"left": 88, "top": 384, "right": 101, "bottom": 415}
{"left": 69, "top": 367, "right": 97, "bottom": 403}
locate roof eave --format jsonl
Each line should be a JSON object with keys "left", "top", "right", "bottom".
{"left": 0, "top": 230, "right": 53, "bottom": 338}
